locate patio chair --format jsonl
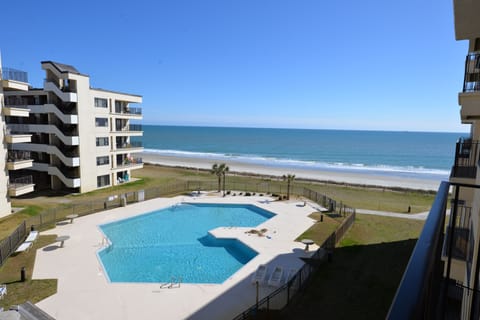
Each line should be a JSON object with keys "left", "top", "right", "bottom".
{"left": 268, "top": 266, "right": 284, "bottom": 287}
{"left": 15, "top": 242, "right": 32, "bottom": 254}
{"left": 251, "top": 264, "right": 268, "bottom": 284}
{"left": 25, "top": 231, "right": 39, "bottom": 243}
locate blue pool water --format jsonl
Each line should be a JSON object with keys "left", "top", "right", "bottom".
{"left": 98, "top": 203, "right": 274, "bottom": 283}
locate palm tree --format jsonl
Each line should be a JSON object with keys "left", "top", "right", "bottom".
{"left": 222, "top": 165, "right": 229, "bottom": 196}
{"left": 282, "top": 174, "right": 296, "bottom": 200}
{"left": 211, "top": 163, "right": 223, "bottom": 192}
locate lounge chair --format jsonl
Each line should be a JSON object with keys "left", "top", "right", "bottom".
{"left": 251, "top": 264, "right": 268, "bottom": 284}
{"left": 15, "top": 242, "right": 32, "bottom": 253}
{"left": 25, "top": 231, "right": 39, "bottom": 243}
{"left": 268, "top": 266, "right": 284, "bottom": 287}
{"left": 0, "top": 284, "right": 6, "bottom": 300}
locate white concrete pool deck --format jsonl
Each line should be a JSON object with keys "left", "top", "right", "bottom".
{"left": 33, "top": 193, "right": 321, "bottom": 319}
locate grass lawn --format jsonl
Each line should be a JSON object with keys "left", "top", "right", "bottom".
{"left": 281, "top": 214, "right": 425, "bottom": 320}
{"left": 0, "top": 235, "right": 58, "bottom": 309}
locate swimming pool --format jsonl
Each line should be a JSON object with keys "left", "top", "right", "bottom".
{"left": 98, "top": 203, "right": 275, "bottom": 283}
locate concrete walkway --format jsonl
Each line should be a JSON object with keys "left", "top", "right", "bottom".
{"left": 356, "top": 209, "right": 431, "bottom": 220}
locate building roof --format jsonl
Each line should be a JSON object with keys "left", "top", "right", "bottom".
{"left": 41, "top": 61, "right": 86, "bottom": 76}
{"left": 90, "top": 87, "right": 143, "bottom": 98}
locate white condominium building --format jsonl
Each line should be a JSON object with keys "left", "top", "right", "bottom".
{"left": 0, "top": 56, "right": 34, "bottom": 217}
{"left": 2, "top": 60, "right": 143, "bottom": 203}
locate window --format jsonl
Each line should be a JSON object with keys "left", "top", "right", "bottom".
{"left": 96, "top": 156, "right": 110, "bottom": 166}
{"left": 94, "top": 98, "right": 108, "bottom": 108}
{"left": 97, "top": 174, "right": 110, "bottom": 188}
{"left": 95, "top": 117, "right": 108, "bottom": 127}
{"left": 96, "top": 137, "right": 109, "bottom": 146}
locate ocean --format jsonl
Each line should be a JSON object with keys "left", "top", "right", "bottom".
{"left": 138, "top": 125, "right": 465, "bottom": 181}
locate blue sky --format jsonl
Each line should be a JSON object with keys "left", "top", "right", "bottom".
{"left": 1, "top": 0, "right": 468, "bottom": 132}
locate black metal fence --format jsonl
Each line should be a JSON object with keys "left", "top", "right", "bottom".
{"left": 0, "top": 221, "right": 27, "bottom": 266}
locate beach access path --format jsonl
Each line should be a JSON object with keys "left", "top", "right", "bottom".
{"left": 356, "top": 209, "right": 430, "bottom": 220}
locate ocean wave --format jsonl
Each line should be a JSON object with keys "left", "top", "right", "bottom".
{"left": 142, "top": 148, "right": 450, "bottom": 177}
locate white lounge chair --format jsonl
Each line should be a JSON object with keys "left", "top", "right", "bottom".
{"left": 268, "top": 266, "right": 284, "bottom": 287}
{"left": 0, "top": 284, "right": 6, "bottom": 300}
{"left": 251, "top": 264, "right": 268, "bottom": 284}
{"left": 25, "top": 231, "right": 39, "bottom": 243}
{"left": 15, "top": 242, "right": 32, "bottom": 253}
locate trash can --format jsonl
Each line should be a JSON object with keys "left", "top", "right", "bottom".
{"left": 21, "top": 267, "right": 26, "bottom": 282}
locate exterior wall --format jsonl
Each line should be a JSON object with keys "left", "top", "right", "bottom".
{"left": 0, "top": 65, "right": 12, "bottom": 217}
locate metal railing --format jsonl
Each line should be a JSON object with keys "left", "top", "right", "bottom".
{"left": 451, "top": 138, "right": 479, "bottom": 178}
{"left": 9, "top": 175, "right": 33, "bottom": 187}
{"left": 2, "top": 68, "right": 28, "bottom": 83}
{"left": 463, "top": 52, "right": 480, "bottom": 92}
{"left": 7, "top": 150, "right": 31, "bottom": 162}
{"left": 388, "top": 181, "right": 480, "bottom": 319}
{"left": 116, "top": 141, "right": 143, "bottom": 149}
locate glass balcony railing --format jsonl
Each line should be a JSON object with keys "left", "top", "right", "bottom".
{"left": 2, "top": 68, "right": 28, "bottom": 83}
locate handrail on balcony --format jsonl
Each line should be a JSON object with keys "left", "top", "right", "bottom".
{"left": 387, "top": 181, "right": 450, "bottom": 319}
{"left": 7, "top": 150, "right": 31, "bottom": 162}
{"left": 116, "top": 141, "right": 143, "bottom": 149}
{"left": 452, "top": 138, "right": 479, "bottom": 178}
{"left": 463, "top": 52, "right": 480, "bottom": 92}
{"left": 2, "top": 68, "right": 28, "bottom": 83}
{"left": 9, "top": 175, "right": 33, "bottom": 187}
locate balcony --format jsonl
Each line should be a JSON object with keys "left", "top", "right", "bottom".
{"left": 2, "top": 105, "right": 30, "bottom": 118}
{"left": 7, "top": 150, "right": 33, "bottom": 170}
{"left": 451, "top": 138, "right": 478, "bottom": 179}
{"left": 4, "top": 126, "right": 32, "bottom": 144}
{"left": 1, "top": 68, "right": 29, "bottom": 91}
{"left": 387, "top": 182, "right": 480, "bottom": 319}
{"left": 113, "top": 106, "right": 142, "bottom": 117}
{"left": 8, "top": 175, "right": 34, "bottom": 197}
{"left": 115, "top": 141, "right": 143, "bottom": 151}
{"left": 114, "top": 157, "right": 143, "bottom": 171}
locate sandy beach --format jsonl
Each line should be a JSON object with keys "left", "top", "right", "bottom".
{"left": 141, "top": 151, "right": 443, "bottom": 191}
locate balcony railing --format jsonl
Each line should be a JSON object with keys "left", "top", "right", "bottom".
{"left": 7, "top": 150, "right": 31, "bottom": 162}
{"left": 387, "top": 182, "right": 480, "bottom": 319}
{"left": 2, "top": 68, "right": 28, "bottom": 83}
{"left": 114, "top": 106, "right": 142, "bottom": 115}
{"left": 451, "top": 138, "right": 479, "bottom": 178}
{"left": 9, "top": 175, "right": 33, "bottom": 187}
{"left": 114, "top": 124, "right": 142, "bottom": 132}
{"left": 116, "top": 141, "right": 143, "bottom": 149}
{"left": 121, "top": 157, "right": 142, "bottom": 166}
{"left": 463, "top": 52, "right": 480, "bottom": 92}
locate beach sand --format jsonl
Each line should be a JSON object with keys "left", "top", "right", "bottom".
{"left": 141, "top": 152, "right": 443, "bottom": 191}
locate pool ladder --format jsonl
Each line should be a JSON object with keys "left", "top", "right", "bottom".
{"left": 160, "top": 276, "right": 183, "bottom": 289}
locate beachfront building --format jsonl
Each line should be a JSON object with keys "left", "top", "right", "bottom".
{"left": 0, "top": 56, "right": 35, "bottom": 217}
{"left": 3, "top": 61, "right": 143, "bottom": 194}
{"left": 388, "top": 1, "right": 480, "bottom": 318}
